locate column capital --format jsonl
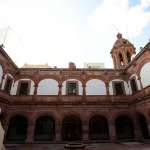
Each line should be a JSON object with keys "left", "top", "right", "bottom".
{"left": 58, "top": 83, "right": 62, "bottom": 88}
{"left": 82, "top": 83, "right": 86, "bottom": 87}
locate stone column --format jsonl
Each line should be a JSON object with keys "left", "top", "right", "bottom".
{"left": 0, "top": 75, "right": 5, "bottom": 90}
{"left": 116, "top": 54, "right": 121, "bottom": 69}
{"left": 34, "top": 83, "right": 38, "bottom": 95}
{"left": 82, "top": 84, "right": 86, "bottom": 101}
{"left": 58, "top": 83, "right": 62, "bottom": 96}
{"left": 26, "top": 122, "right": 35, "bottom": 143}
{"left": 112, "top": 55, "right": 117, "bottom": 69}
{"left": 3, "top": 116, "right": 10, "bottom": 143}
{"left": 3, "top": 124, "right": 8, "bottom": 143}
{"left": 106, "top": 82, "right": 110, "bottom": 95}
{"left": 82, "top": 123, "right": 89, "bottom": 142}
{"left": 138, "top": 76, "right": 143, "bottom": 89}
{"left": 133, "top": 116, "right": 143, "bottom": 141}
{"left": 122, "top": 50, "right": 128, "bottom": 66}
{"left": 108, "top": 119, "right": 116, "bottom": 142}
{"left": 145, "top": 115, "right": 150, "bottom": 137}
{"left": 55, "top": 121, "right": 61, "bottom": 142}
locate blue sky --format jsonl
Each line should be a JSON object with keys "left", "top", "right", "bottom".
{"left": 0, "top": 0, "right": 150, "bottom": 68}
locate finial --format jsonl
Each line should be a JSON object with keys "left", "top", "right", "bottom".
{"left": 117, "top": 32, "right": 122, "bottom": 39}
{"left": 0, "top": 44, "right": 4, "bottom": 48}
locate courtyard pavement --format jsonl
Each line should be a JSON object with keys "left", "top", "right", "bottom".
{"left": 5, "top": 142, "right": 150, "bottom": 150}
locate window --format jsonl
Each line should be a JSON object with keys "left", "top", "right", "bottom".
{"left": 119, "top": 53, "right": 124, "bottom": 66}
{"left": 113, "top": 81, "right": 125, "bottom": 95}
{"left": 18, "top": 81, "right": 30, "bottom": 95}
{"left": 4, "top": 77, "right": 13, "bottom": 94}
{"left": 127, "top": 52, "right": 131, "bottom": 63}
{"left": 130, "top": 78, "right": 138, "bottom": 94}
{"left": 66, "top": 81, "right": 78, "bottom": 95}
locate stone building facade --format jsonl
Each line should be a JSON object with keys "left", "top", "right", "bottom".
{"left": 0, "top": 33, "right": 150, "bottom": 149}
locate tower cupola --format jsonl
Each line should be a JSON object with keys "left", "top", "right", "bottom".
{"left": 111, "top": 33, "right": 136, "bottom": 69}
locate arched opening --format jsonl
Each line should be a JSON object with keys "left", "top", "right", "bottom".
{"left": 0, "top": 64, "right": 3, "bottom": 83}
{"left": 86, "top": 79, "right": 106, "bottom": 95}
{"left": 6, "top": 116, "right": 28, "bottom": 143}
{"left": 127, "top": 52, "right": 131, "bottom": 63}
{"left": 89, "top": 115, "right": 109, "bottom": 140}
{"left": 115, "top": 115, "right": 134, "bottom": 140}
{"left": 34, "top": 116, "right": 55, "bottom": 141}
{"left": 130, "top": 78, "right": 138, "bottom": 94}
{"left": 140, "top": 62, "right": 150, "bottom": 88}
{"left": 37, "top": 79, "right": 59, "bottom": 95}
{"left": 119, "top": 53, "right": 124, "bottom": 66}
{"left": 4, "top": 76, "right": 13, "bottom": 94}
{"left": 62, "top": 115, "right": 82, "bottom": 141}
{"left": 138, "top": 114, "right": 150, "bottom": 139}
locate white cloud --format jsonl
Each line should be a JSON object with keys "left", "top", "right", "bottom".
{"left": 88, "top": 0, "right": 150, "bottom": 38}
{"left": 141, "top": 0, "right": 150, "bottom": 8}
{"left": 0, "top": 0, "right": 149, "bottom": 68}
{"left": 0, "top": 0, "right": 82, "bottom": 67}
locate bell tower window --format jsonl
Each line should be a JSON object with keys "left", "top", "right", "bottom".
{"left": 127, "top": 52, "right": 131, "bottom": 63}
{"left": 119, "top": 53, "right": 124, "bottom": 66}
{"left": 66, "top": 81, "right": 78, "bottom": 95}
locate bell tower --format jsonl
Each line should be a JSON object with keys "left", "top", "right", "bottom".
{"left": 111, "top": 33, "right": 136, "bottom": 69}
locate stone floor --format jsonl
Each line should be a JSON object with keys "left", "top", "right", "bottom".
{"left": 5, "top": 142, "right": 150, "bottom": 150}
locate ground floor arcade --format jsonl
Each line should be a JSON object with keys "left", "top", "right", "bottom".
{"left": 4, "top": 112, "right": 150, "bottom": 144}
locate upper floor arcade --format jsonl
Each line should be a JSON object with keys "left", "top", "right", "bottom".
{"left": 0, "top": 33, "right": 149, "bottom": 104}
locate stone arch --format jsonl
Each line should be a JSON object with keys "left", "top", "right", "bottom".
{"left": 11, "top": 78, "right": 35, "bottom": 95}
{"left": 1, "top": 73, "right": 13, "bottom": 91}
{"left": 115, "top": 115, "right": 134, "bottom": 140}
{"left": 137, "top": 58, "right": 150, "bottom": 77}
{"left": 61, "top": 76, "right": 84, "bottom": 84}
{"left": 62, "top": 79, "right": 83, "bottom": 95}
{"left": 61, "top": 115, "right": 82, "bottom": 141}
{"left": 38, "top": 75, "right": 59, "bottom": 84}
{"left": 0, "top": 64, "right": 3, "bottom": 84}
{"left": 60, "top": 111, "right": 83, "bottom": 123}
{"left": 34, "top": 115, "right": 55, "bottom": 141}
{"left": 6, "top": 115, "right": 28, "bottom": 143}
{"left": 86, "top": 79, "right": 106, "bottom": 95}
{"left": 8, "top": 112, "right": 30, "bottom": 123}
{"left": 109, "top": 79, "right": 129, "bottom": 95}
{"left": 37, "top": 79, "right": 59, "bottom": 95}
{"left": 89, "top": 115, "right": 109, "bottom": 140}
{"left": 86, "top": 76, "right": 106, "bottom": 83}
{"left": 139, "top": 61, "right": 150, "bottom": 88}
{"left": 33, "top": 111, "right": 57, "bottom": 124}
{"left": 87, "top": 111, "right": 110, "bottom": 123}
{"left": 128, "top": 74, "right": 141, "bottom": 93}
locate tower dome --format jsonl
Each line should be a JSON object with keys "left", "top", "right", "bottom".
{"left": 111, "top": 33, "right": 136, "bottom": 69}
